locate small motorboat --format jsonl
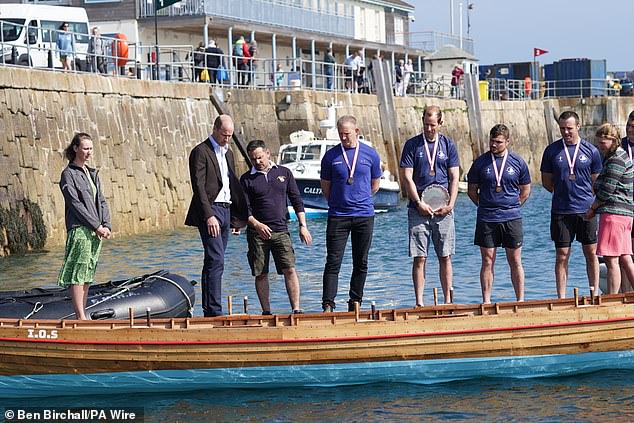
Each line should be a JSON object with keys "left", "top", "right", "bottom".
{"left": 0, "top": 270, "right": 195, "bottom": 320}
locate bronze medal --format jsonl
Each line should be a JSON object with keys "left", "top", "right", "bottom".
{"left": 347, "top": 176, "right": 354, "bottom": 185}
{"left": 495, "top": 186, "right": 502, "bottom": 192}
{"left": 569, "top": 174, "right": 576, "bottom": 181}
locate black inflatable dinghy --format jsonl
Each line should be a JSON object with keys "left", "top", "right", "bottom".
{"left": 0, "top": 270, "right": 196, "bottom": 320}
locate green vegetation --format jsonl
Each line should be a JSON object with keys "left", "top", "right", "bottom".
{"left": 0, "top": 199, "right": 47, "bottom": 256}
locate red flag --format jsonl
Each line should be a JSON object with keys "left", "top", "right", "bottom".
{"left": 534, "top": 48, "right": 548, "bottom": 57}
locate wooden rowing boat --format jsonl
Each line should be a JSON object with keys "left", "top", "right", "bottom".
{"left": 2, "top": 289, "right": 634, "bottom": 398}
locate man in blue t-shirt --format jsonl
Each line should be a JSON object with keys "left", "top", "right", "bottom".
{"left": 320, "top": 115, "right": 382, "bottom": 312}
{"left": 540, "top": 111, "right": 602, "bottom": 298}
{"left": 240, "top": 140, "right": 312, "bottom": 315}
{"left": 399, "top": 105, "right": 460, "bottom": 306}
{"left": 623, "top": 110, "right": 634, "bottom": 245}
{"left": 467, "top": 124, "right": 531, "bottom": 304}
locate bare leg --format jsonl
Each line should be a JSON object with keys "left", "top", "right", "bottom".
{"left": 439, "top": 255, "right": 453, "bottom": 304}
{"left": 618, "top": 255, "right": 634, "bottom": 292}
{"left": 70, "top": 284, "right": 89, "bottom": 320}
{"left": 505, "top": 247, "right": 525, "bottom": 302}
{"left": 604, "top": 256, "right": 621, "bottom": 294}
{"left": 555, "top": 247, "right": 571, "bottom": 298}
{"left": 255, "top": 274, "right": 270, "bottom": 313}
{"left": 582, "top": 243, "right": 599, "bottom": 294}
{"left": 282, "top": 268, "right": 301, "bottom": 311}
{"left": 413, "top": 256, "right": 426, "bottom": 306}
{"left": 479, "top": 247, "right": 496, "bottom": 304}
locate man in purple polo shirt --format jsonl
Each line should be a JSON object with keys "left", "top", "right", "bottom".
{"left": 623, "top": 110, "right": 634, "bottom": 250}
{"left": 320, "top": 115, "right": 382, "bottom": 312}
{"left": 540, "top": 111, "right": 602, "bottom": 298}
{"left": 240, "top": 140, "right": 312, "bottom": 315}
{"left": 467, "top": 124, "right": 531, "bottom": 304}
{"left": 399, "top": 105, "right": 460, "bottom": 306}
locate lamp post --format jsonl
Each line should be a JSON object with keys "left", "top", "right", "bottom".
{"left": 467, "top": 3, "right": 474, "bottom": 38}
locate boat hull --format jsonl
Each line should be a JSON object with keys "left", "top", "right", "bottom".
{"left": 2, "top": 350, "right": 633, "bottom": 398}
{"left": 295, "top": 178, "right": 401, "bottom": 212}
{"left": 2, "top": 294, "right": 634, "bottom": 398}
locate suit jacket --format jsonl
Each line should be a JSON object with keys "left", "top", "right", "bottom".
{"left": 185, "top": 138, "right": 248, "bottom": 229}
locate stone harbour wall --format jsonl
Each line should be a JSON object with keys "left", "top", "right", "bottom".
{"left": 1, "top": 66, "right": 634, "bottom": 255}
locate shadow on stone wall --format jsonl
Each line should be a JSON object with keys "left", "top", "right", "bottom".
{"left": 0, "top": 199, "right": 47, "bottom": 256}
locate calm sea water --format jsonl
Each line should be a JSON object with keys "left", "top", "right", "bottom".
{"left": 2, "top": 187, "right": 633, "bottom": 421}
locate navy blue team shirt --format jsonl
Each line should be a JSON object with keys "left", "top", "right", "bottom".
{"left": 240, "top": 164, "right": 304, "bottom": 233}
{"left": 320, "top": 142, "right": 381, "bottom": 217}
{"left": 399, "top": 133, "right": 460, "bottom": 208}
{"left": 467, "top": 151, "right": 531, "bottom": 222}
{"left": 540, "top": 139, "right": 602, "bottom": 214}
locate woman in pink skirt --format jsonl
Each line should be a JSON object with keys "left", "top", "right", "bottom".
{"left": 586, "top": 123, "right": 634, "bottom": 293}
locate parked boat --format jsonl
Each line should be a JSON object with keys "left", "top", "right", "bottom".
{"left": 1, "top": 291, "right": 634, "bottom": 398}
{"left": 0, "top": 270, "right": 195, "bottom": 320}
{"left": 279, "top": 128, "right": 401, "bottom": 218}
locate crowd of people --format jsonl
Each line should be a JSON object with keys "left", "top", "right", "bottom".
{"left": 56, "top": 107, "right": 634, "bottom": 319}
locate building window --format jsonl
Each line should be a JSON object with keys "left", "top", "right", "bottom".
{"left": 394, "top": 16, "right": 404, "bottom": 45}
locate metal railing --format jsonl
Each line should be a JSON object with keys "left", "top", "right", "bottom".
{"left": 484, "top": 78, "right": 621, "bottom": 101}
{"left": 139, "top": 0, "right": 355, "bottom": 39}
{"left": 408, "top": 31, "right": 475, "bottom": 55}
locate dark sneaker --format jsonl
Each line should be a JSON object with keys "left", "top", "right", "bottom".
{"left": 323, "top": 304, "right": 333, "bottom": 313}
{"left": 292, "top": 309, "right": 304, "bottom": 314}
{"left": 262, "top": 311, "right": 272, "bottom": 316}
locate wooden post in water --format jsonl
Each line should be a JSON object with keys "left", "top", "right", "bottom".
{"left": 227, "top": 296, "right": 233, "bottom": 315}
{"left": 433, "top": 288, "right": 438, "bottom": 306}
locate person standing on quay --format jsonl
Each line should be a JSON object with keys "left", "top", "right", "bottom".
{"left": 399, "top": 105, "right": 460, "bottom": 306}
{"left": 58, "top": 133, "right": 111, "bottom": 320}
{"left": 586, "top": 123, "right": 634, "bottom": 293}
{"left": 240, "top": 140, "right": 312, "bottom": 315}
{"left": 185, "top": 114, "right": 247, "bottom": 317}
{"left": 540, "top": 111, "right": 602, "bottom": 298}
{"left": 467, "top": 124, "right": 531, "bottom": 303}
{"left": 56, "top": 22, "right": 75, "bottom": 71}
{"left": 622, "top": 110, "right": 634, "bottom": 253}
{"left": 320, "top": 115, "right": 381, "bottom": 312}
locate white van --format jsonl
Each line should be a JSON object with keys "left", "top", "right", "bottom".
{"left": 0, "top": 4, "right": 89, "bottom": 70}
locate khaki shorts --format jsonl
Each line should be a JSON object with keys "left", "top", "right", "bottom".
{"left": 247, "top": 230, "right": 296, "bottom": 276}
{"left": 408, "top": 208, "right": 455, "bottom": 258}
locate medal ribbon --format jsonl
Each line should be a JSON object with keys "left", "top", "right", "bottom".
{"left": 340, "top": 142, "right": 360, "bottom": 181}
{"left": 491, "top": 150, "right": 508, "bottom": 191}
{"left": 562, "top": 139, "right": 581, "bottom": 178}
{"left": 424, "top": 137, "right": 439, "bottom": 174}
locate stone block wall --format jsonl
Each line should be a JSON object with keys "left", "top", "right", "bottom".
{"left": 2, "top": 65, "right": 634, "bottom": 255}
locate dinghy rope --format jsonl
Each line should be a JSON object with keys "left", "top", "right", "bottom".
{"left": 23, "top": 302, "right": 43, "bottom": 319}
{"left": 151, "top": 274, "right": 194, "bottom": 317}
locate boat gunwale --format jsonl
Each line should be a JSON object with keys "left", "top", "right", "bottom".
{"left": 0, "top": 293, "right": 633, "bottom": 346}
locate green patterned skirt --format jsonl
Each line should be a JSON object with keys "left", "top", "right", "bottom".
{"left": 58, "top": 226, "right": 102, "bottom": 287}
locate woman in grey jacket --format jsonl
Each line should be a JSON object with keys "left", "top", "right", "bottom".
{"left": 58, "top": 132, "right": 112, "bottom": 319}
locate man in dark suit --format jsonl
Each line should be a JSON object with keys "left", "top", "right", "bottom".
{"left": 185, "top": 114, "right": 247, "bottom": 317}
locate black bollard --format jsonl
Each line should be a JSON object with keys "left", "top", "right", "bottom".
{"left": 165, "top": 64, "right": 171, "bottom": 81}
{"left": 11, "top": 46, "right": 18, "bottom": 65}
{"left": 371, "top": 301, "right": 376, "bottom": 320}
{"left": 47, "top": 50, "right": 54, "bottom": 68}
{"left": 243, "top": 296, "right": 248, "bottom": 314}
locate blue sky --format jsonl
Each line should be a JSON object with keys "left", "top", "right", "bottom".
{"left": 408, "top": 0, "right": 633, "bottom": 72}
